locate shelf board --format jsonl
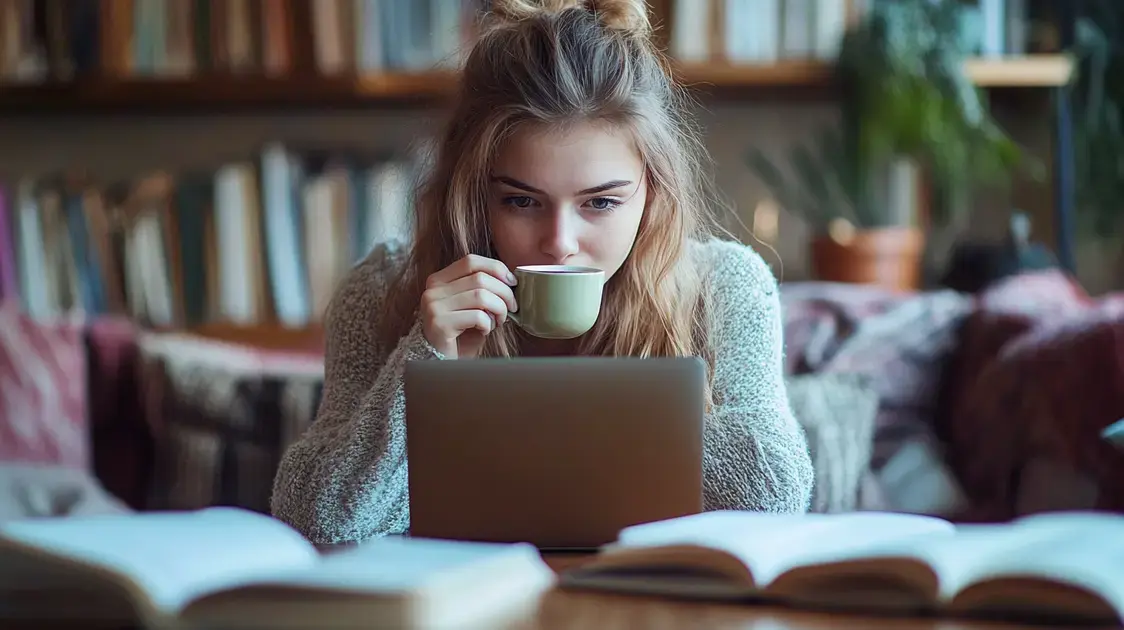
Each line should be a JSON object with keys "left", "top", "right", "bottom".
{"left": 962, "top": 54, "right": 1074, "bottom": 87}
{"left": 353, "top": 69, "right": 459, "bottom": 97}
{"left": 0, "top": 55, "right": 1073, "bottom": 114}
{"left": 0, "top": 72, "right": 459, "bottom": 114}
{"left": 676, "top": 54, "right": 1075, "bottom": 91}
{"left": 675, "top": 60, "right": 835, "bottom": 87}
{"left": 180, "top": 321, "right": 326, "bottom": 352}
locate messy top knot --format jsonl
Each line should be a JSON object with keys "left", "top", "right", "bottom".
{"left": 488, "top": 0, "right": 652, "bottom": 39}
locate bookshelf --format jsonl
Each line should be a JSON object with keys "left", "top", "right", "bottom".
{"left": 0, "top": 0, "right": 1083, "bottom": 350}
{"left": 0, "top": 55, "right": 1075, "bottom": 114}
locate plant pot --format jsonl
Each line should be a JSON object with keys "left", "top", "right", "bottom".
{"left": 810, "top": 226, "right": 924, "bottom": 291}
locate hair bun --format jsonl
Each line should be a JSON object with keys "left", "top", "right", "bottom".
{"left": 488, "top": 0, "right": 651, "bottom": 38}
{"left": 586, "top": 0, "right": 651, "bottom": 36}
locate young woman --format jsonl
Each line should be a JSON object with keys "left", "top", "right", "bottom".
{"left": 271, "top": 0, "right": 814, "bottom": 544}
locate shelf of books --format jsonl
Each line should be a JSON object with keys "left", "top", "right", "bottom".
{"left": 0, "top": 1, "right": 1074, "bottom": 114}
{"left": 0, "top": 145, "right": 421, "bottom": 350}
{"left": 0, "top": 56, "right": 1074, "bottom": 115}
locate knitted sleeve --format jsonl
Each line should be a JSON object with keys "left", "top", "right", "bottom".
{"left": 270, "top": 243, "right": 440, "bottom": 544}
{"left": 700, "top": 240, "right": 814, "bottom": 513}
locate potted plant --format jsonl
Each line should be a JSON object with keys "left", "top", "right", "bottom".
{"left": 748, "top": 0, "right": 1024, "bottom": 290}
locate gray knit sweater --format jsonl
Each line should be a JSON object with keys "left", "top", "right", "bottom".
{"left": 271, "top": 238, "right": 814, "bottom": 544}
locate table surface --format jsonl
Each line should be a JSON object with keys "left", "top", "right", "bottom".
{"left": 512, "top": 554, "right": 1124, "bottom": 629}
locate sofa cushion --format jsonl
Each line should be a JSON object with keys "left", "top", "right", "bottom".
{"left": 87, "top": 317, "right": 152, "bottom": 510}
{"left": 780, "top": 283, "right": 973, "bottom": 486}
{"left": 948, "top": 298, "right": 1124, "bottom": 520}
{"left": 787, "top": 373, "right": 879, "bottom": 513}
{"left": 0, "top": 304, "right": 89, "bottom": 468}
{"left": 940, "top": 270, "right": 1092, "bottom": 448}
{"left": 138, "top": 332, "right": 323, "bottom": 513}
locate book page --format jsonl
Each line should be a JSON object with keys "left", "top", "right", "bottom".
{"left": 951, "top": 534, "right": 1124, "bottom": 620}
{"left": 942, "top": 512, "right": 1124, "bottom": 606}
{"left": 612, "top": 511, "right": 956, "bottom": 585}
{"left": 799, "top": 511, "right": 1124, "bottom": 603}
{"left": 0, "top": 507, "right": 318, "bottom": 614}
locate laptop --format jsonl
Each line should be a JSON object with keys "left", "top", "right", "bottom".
{"left": 404, "top": 357, "right": 705, "bottom": 550}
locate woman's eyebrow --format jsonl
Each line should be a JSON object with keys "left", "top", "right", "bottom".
{"left": 576, "top": 180, "right": 632, "bottom": 195}
{"left": 490, "top": 175, "right": 545, "bottom": 194}
{"left": 489, "top": 175, "right": 633, "bottom": 196}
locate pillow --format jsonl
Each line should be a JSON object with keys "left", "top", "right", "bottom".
{"left": 780, "top": 286, "right": 973, "bottom": 473}
{"left": 941, "top": 270, "right": 1091, "bottom": 463}
{"left": 787, "top": 373, "right": 879, "bottom": 513}
{"left": 138, "top": 332, "right": 324, "bottom": 513}
{"left": 0, "top": 304, "right": 89, "bottom": 468}
{"left": 948, "top": 301, "right": 1124, "bottom": 520}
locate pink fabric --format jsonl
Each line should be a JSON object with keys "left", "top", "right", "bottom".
{"left": 0, "top": 186, "right": 18, "bottom": 301}
{"left": 939, "top": 271, "right": 1124, "bottom": 520}
{"left": 975, "top": 269, "right": 1092, "bottom": 316}
{"left": 780, "top": 282, "right": 911, "bottom": 375}
{"left": 940, "top": 271, "right": 1092, "bottom": 448}
{"left": 87, "top": 317, "right": 151, "bottom": 508}
{"left": 949, "top": 301, "right": 1124, "bottom": 520}
{"left": 0, "top": 303, "right": 88, "bottom": 468}
{"left": 780, "top": 282, "right": 972, "bottom": 470}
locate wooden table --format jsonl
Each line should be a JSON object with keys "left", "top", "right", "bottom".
{"left": 524, "top": 554, "right": 1070, "bottom": 630}
{"left": 518, "top": 590, "right": 1051, "bottom": 629}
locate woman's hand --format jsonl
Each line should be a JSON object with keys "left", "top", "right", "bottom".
{"left": 421, "top": 255, "right": 518, "bottom": 359}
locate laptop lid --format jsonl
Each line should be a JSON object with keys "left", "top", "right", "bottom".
{"left": 404, "top": 357, "right": 705, "bottom": 550}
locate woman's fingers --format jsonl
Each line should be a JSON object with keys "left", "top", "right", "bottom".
{"left": 442, "top": 309, "right": 497, "bottom": 336}
{"left": 420, "top": 254, "right": 519, "bottom": 358}
{"left": 428, "top": 271, "right": 518, "bottom": 313}
{"left": 426, "top": 254, "right": 516, "bottom": 290}
{"left": 438, "top": 288, "right": 510, "bottom": 325}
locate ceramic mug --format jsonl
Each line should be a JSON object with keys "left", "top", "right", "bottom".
{"left": 510, "top": 265, "right": 605, "bottom": 339}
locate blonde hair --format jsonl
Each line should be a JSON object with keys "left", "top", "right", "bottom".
{"left": 382, "top": 0, "right": 720, "bottom": 400}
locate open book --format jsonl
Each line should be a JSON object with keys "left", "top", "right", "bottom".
{"left": 560, "top": 510, "right": 1124, "bottom": 624}
{"left": 0, "top": 507, "right": 554, "bottom": 629}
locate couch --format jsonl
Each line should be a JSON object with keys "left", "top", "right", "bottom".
{"left": 4, "top": 268, "right": 1124, "bottom": 525}
{"left": 784, "top": 269, "right": 1124, "bottom": 521}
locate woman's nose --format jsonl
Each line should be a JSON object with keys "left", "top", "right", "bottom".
{"left": 539, "top": 210, "right": 580, "bottom": 263}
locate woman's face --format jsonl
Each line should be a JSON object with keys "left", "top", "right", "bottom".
{"left": 487, "top": 121, "right": 647, "bottom": 281}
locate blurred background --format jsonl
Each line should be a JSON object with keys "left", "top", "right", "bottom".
{"left": 3, "top": 0, "right": 1124, "bottom": 531}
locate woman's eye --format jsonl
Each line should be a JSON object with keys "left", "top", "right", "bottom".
{"left": 588, "top": 197, "right": 620, "bottom": 211}
{"left": 503, "top": 196, "right": 536, "bottom": 209}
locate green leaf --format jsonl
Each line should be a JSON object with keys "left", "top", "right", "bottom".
{"left": 791, "top": 143, "right": 848, "bottom": 225}
{"left": 745, "top": 150, "right": 809, "bottom": 224}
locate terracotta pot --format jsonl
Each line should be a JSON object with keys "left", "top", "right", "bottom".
{"left": 809, "top": 226, "right": 924, "bottom": 292}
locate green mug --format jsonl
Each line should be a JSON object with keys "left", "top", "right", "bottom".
{"left": 509, "top": 265, "right": 606, "bottom": 339}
